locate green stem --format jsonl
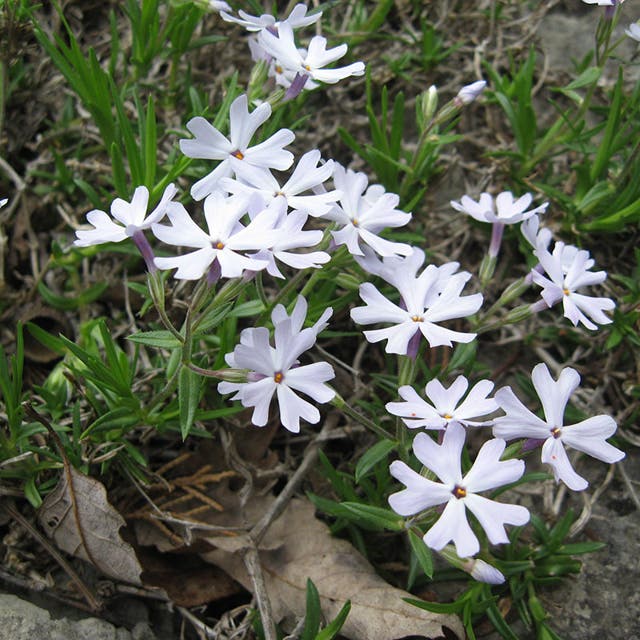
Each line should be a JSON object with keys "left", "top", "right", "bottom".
{"left": 145, "top": 363, "right": 181, "bottom": 414}
{"left": 332, "top": 395, "right": 391, "bottom": 440}
{"left": 148, "top": 272, "right": 184, "bottom": 343}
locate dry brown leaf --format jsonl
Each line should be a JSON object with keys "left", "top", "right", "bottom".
{"left": 202, "top": 498, "right": 464, "bottom": 640}
{"left": 37, "top": 466, "right": 143, "bottom": 586}
{"left": 137, "top": 547, "right": 241, "bottom": 607}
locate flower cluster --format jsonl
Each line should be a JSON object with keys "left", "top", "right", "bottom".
{"left": 387, "top": 364, "right": 624, "bottom": 567}
{"left": 221, "top": 3, "right": 364, "bottom": 98}
{"left": 67, "top": 2, "right": 627, "bottom": 592}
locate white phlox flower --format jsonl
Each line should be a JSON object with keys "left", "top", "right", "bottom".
{"left": 322, "top": 164, "right": 412, "bottom": 257}
{"left": 351, "top": 259, "right": 482, "bottom": 355}
{"left": 152, "top": 191, "right": 281, "bottom": 280}
{"left": 386, "top": 376, "right": 498, "bottom": 431}
{"left": 244, "top": 196, "right": 331, "bottom": 278}
{"left": 520, "top": 214, "right": 553, "bottom": 252}
{"left": 218, "top": 296, "right": 335, "bottom": 433}
{"left": 625, "top": 22, "right": 640, "bottom": 41}
{"left": 388, "top": 423, "right": 529, "bottom": 558}
{"left": 581, "top": 0, "right": 622, "bottom": 5}
{"left": 74, "top": 184, "right": 177, "bottom": 247}
{"left": 221, "top": 3, "right": 321, "bottom": 33}
{"left": 0, "top": 198, "right": 7, "bottom": 208}
{"left": 451, "top": 191, "right": 548, "bottom": 225}
{"left": 209, "top": 1, "right": 231, "bottom": 12}
{"left": 221, "top": 150, "right": 340, "bottom": 217}
{"left": 493, "top": 363, "right": 625, "bottom": 491}
{"left": 179, "top": 94, "right": 295, "bottom": 200}
{"left": 531, "top": 241, "right": 615, "bottom": 330}
{"left": 259, "top": 22, "right": 365, "bottom": 87}
{"left": 354, "top": 246, "right": 457, "bottom": 291}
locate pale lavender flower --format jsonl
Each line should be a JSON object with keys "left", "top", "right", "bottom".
{"left": 179, "top": 94, "right": 295, "bottom": 200}
{"left": 74, "top": 184, "right": 176, "bottom": 247}
{"left": 625, "top": 22, "right": 640, "bottom": 41}
{"left": 351, "top": 260, "right": 482, "bottom": 356}
{"left": 581, "top": 0, "right": 624, "bottom": 18}
{"left": 531, "top": 241, "right": 615, "bottom": 330}
{"left": 221, "top": 4, "right": 321, "bottom": 32}
{"left": 0, "top": 198, "right": 7, "bottom": 208}
{"left": 218, "top": 296, "right": 334, "bottom": 433}
{"left": 494, "top": 363, "right": 624, "bottom": 491}
{"left": 451, "top": 191, "right": 548, "bottom": 258}
{"left": 386, "top": 376, "right": 498, "bottom": 431}
{"left": 259, "top": 22, "right": 365, "bottom": 94}
{"left": 74, "top": 184, "right": 178, "bottom": 271}
{"left": 389, "top": 423, "right": 529, "bottom": 558}
{"left": 521, "top": 214, "right": 553, "bottom": 252}
{"left": 246, "top": 196, "right": 331, "bottom": 278}
{"left": 209, "top": 1, "right": 231, "bottom": 12}
{"left": 455, "top": 80, "right": 487, "bottom": 105}
{"left": 354, "top": 246, "right": 458, "bottom": 291}
{"left": 322, "top": 164, "right": 412, "bottom": 257}
{"left": 221, "top": 150, "right": 339, "bottom": 217}
{"left": 152, "top": 192, "right": 280, "bottom": 280}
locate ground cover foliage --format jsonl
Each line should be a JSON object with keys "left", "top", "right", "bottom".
{"left": 0, "top": 0, "right": 639, "bottom": 638}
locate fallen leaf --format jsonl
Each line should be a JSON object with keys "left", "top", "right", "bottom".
{"left": 37, "top": 466, "right": 143, "bottom": 586}
{"left": 138, "top": 547, "right": 242, "bottom": 607}
{"left": 202, "top": 498, "right": 464, "bottom": 640}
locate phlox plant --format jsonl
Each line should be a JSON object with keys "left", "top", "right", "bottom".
{"left": 0, "top": 2, "right": 635, "bottom": 640}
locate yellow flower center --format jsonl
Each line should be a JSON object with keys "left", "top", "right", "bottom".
{"left": 452, "top": 485, "right": 467, "bottom": 499}
{"left": 231, "top": 149, "right": 244, "bottom": 160}
{"left": 274, "top": 371, "right": 284, "bottom": 383}
{"left": 550, "top": 427, "right": 562, "bottom": 439}
{"left": 411, "top": 315, "right": 424, "bottom": 322}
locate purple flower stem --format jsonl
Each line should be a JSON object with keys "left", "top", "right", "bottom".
{"left": 489, "top": 222, "right": 505, "bottom": 258}
{"left": 284, "top": 72, "right": 309, "bottom": 101}
{"left": 131, "top": 230, "right": 157, "bottom": 273}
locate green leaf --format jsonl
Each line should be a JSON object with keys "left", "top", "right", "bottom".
{"left": 179, "top": 365, "right": 201, "bottom": 439}
{"left": 127, "top": 330, "right": 183, "bottom": 349}
{"left": 339, "top": 502, "right": 404, "bottom": 531}
{"left": 557, "top": 541, "right": 606, "bottom": 555}
{"left": 408, "top": 529, "right": 433, "bottom": 578}
{"left": 300, "top": 579, "right": 321, "bottom": 640}
{"left": 143, "top": 94, "right": 157, "bottom": 187}
{"left": 37, "top": 281, "right": 109, "bottom": 311}
{"left": 404, "top": 597, "right": 464, "bottom": 614}
{"left": 561, "top": 66, "right": 601, "bottom": 92}
{"left": 315, "top": 600, "right": 351, "bottom": 640}
{"left": 355, "top": 439, "right": 396, "bottom": 483}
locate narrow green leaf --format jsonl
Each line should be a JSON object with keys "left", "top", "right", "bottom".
{"left": 179, "top": 365, "right": 201, "bottom": 439}
{"left": 127, "top": 330, "right": 183, "bottom": 349}
{"left": 300, "top": 579, "right": 321, "bottom": 640}
{"left": 404, "top": 597, "right": 465, "bottom": 614}
{"left": 355, "top": 439, "right": 396, "bottom": 483}
{"left": 408, "top": 530, "right": 433, "bottom": 578}
{"left": 315, "top": 601, "right": 351, "bottom": 640}
{"left": 339, "top": 502, "right": 404, "bottom": 531}
{"left": 144, "top": 94, "right": 157, "bottom": 187}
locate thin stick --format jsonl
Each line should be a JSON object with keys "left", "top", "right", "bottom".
{"left": 2, "top": 501, "right": 102, "bottom": 612}
{"left": 243, "top": 545, "right": 277, "bottom": 640}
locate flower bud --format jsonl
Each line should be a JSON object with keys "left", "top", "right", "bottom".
{"left": 418, "top": 85, "right": 438, "bottom": 125}
{"left": 455, "top": 80, "right": 487, "bottom": 106}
